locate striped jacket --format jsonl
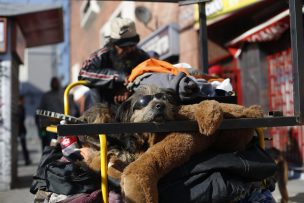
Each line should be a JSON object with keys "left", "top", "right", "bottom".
{"left": 78, "top": 46, "right": 149, "bottom": 88}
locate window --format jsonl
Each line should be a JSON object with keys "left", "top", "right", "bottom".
{"left": 0, "top": 18, "right": 7, "bottom": 53}
{"left": 80, "top": 0, "right": 101, "bottom": 28}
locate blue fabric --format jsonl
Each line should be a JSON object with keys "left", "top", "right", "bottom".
{"left": 238, "top": 189, "right": 276, "bottom": 203}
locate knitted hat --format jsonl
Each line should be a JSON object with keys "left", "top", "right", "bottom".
{"left": 110, "top": 18, "right": 140, "bottom": 47}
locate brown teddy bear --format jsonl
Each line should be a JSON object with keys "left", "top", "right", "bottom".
{"left": 79, "top": 85, "right": 263, "bottom": 203}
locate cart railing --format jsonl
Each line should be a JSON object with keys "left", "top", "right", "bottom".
{"left": 58, "top": 116, "right": 300, "bottom": 136}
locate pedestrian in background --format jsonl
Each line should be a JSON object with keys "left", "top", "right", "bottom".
{"left": 18, "top": 95, "right": 31, "bottom": 165}
{"left": 36, "top": 77, "right": 64, "bottom": 150}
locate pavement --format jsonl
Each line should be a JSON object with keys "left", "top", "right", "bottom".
{"left": 272, "top": 178, "right": 304, "bottom": 203}
{"left": 0, "top": 129, "right": 303, "bottom": 203}
{"left": 0, "top": 131, "right": 41, "bottom": 203}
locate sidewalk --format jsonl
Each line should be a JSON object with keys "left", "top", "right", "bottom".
{"left": 272, "top": 178, "right": 304, "bottom": 203}
{"left": 0, "top": 133, "right": 304, "bottom": 203}
{"left": 0, "top": 132, "right": 41, "bottom": 203}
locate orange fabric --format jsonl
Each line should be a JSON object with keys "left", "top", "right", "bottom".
{"left": 128, "top": 58, "right": 189, "bottom": 83}
{"left": 207, "top": 78, "right": 225, "bottom": 83}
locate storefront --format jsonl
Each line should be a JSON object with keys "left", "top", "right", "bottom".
{"left": 138, "top": 23, "right": 180, "bottom": 63}
{"left": 202, "top": 0, "right": 284, "bottom": 104}
{"left": 226, "top": 8, "right": 304, "bottom": 166}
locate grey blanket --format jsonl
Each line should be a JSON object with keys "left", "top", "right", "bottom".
{"left": 127, "top": 72, "right": 220, "bottom": 102}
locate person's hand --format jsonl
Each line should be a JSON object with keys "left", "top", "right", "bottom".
{"left": 114, "top": 89, "right": 130, "bottom": 104}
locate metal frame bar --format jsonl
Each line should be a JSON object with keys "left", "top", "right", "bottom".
{"left": 289, "top": 0, "right": 304, "bottom": 124}
{"left": 57, "top": 116, "right": 299, "bottom": 136}
{"left": 198, "top": 2, "right": 209, "bottom": 73}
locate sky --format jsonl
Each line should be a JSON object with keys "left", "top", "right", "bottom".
{"left": 0, "top": 0, "right": 70, "bottom": 85}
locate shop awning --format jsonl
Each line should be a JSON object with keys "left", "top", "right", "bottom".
{"left": 226, "top": 8, "right": 293, "bottom": 47}
{"left": 0, "top": 3, "right": 64, "bottom": 47}
{"left": 206, "top": 0, "right": 288, "bottom": 46}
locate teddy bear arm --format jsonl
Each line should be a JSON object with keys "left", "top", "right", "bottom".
{"left": 88, "top": 154, "right": 101, "bottom": 172}
{"left": 176, "top": 104, "right": 197, "bottom": 120}
{"left": 219, "top": 103, "right": 264, "bottom": 118}
{"left": 121, "top": 133, "right": 212, "bottom": 203}
{"left": 80, "top": 147, "right": 101, "bottom": 172}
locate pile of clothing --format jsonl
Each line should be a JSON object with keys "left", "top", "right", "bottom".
{"left": 31, "top": 141, "right": 277, "bottom": 203}
{"left": 30, "top": 146, "right": 104, "bottom": 203}
{"left": 127, "top": 59, "right": 234, "bottom": 104}
{"left": 158, "top": 142, "right": 277, "bottom": 203}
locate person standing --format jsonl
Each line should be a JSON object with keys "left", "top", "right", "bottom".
{"left": 78, "top": 17, "right": 150, "bottom": 111}
{"left": 36, "top": 77, "right": 64, "bottom": 150}
{"left": 18, "top": 95, "right": 31, "bottom": 165}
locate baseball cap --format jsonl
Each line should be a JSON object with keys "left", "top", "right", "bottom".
{"left": 110, "top": 17, "right": 140, "bottom": 47}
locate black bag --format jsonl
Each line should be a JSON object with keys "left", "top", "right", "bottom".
{"left": 30, "top": 146, "right": 100, "bottom": 195}
{"left": 158, "top": 144, "right": 277, "bottom": 203}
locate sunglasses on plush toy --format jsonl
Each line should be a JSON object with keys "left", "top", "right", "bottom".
{"left": 134, "top": 93, "right": 168, "bottom": 110}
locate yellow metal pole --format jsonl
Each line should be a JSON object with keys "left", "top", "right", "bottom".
{"left": 46, "top": 125, "right": 58, "bottom": 134}
{"left": 46, "top": 81, "right": 88, "bottom": 133}
{"left": 63, "top": 81, "right": 108, "bottom": 202}
{"left": 99, "top": 134, "right": 108, "bottom": 203}
{"left": 64, "top": 80, "right": 89, "bottom": 115}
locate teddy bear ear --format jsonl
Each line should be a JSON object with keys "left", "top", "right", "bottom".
{"left": 195, "top": 100, "right": 223, "bottom": 136}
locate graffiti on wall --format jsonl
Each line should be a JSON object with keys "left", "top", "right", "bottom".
{"left": 267, "top": 49, "right": 304, "bottom": 165}
{"left": 0, "top": 60, "right": 11, "bottom": 189}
